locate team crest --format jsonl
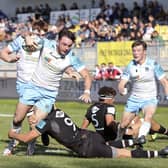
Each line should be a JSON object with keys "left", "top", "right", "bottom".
{"left": 55, "top": 110, "right": 65, "bottom": 118}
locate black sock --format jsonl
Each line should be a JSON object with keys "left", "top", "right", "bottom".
{"left": 116, "top": 126, "right": 126, "bottom": 140}
{"left": 150, "top": 126, "right": 167, "bottom": 135}
{"left": 131, "top": 149, "right": 158, "bottom": 158}
{"left": 123, "top": 134, "right": 133, "bottom": 139}
{"left": 164, "top": 129, "right": 168, "bottom": 136}
{"left": 12, "top": 121, "right": 22, "bottom": 130}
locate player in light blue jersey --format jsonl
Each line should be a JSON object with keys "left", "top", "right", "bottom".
{"left": 2, "top": 28, "right": 92, "bottom": 156}
{"left": 0, "top": 23, "right": 46, "bottom": 156}
{"left": 116, "top": 40, "right": 168, "bottom": 141}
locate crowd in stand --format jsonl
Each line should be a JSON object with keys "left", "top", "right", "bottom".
{"left": 93, "top": 62, "right": 123, "bottom": 81}
{"left": 0, "top": 0, "right": 167, "bottom": 47}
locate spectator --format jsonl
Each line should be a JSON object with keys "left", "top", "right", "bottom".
{"left": 100, "top": 63, "right": 108, "bottom": 80}
{"left": 93, "top": 64, "right": 102, "bottom": 80}
{"left": 107, "top": 62, "right": 122, "bottom": 80}
{"left": 84, "top": 30, "right": 97, "bottom": 47}
{"left": 70, "top": 2, "right": 79, "bottom": 10}
{"left": 151, "top": 30, "right": 164, "bottom": 46}
{"left": 143, "top": 22, "right": 154, "bottom": 41}
{"left": 60, "top": 3, "right": 67, "bottom": 11}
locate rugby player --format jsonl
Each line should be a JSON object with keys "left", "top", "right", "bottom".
{"left": 82, "top": 86, "right": 168, "bottom": 141}
{"left": 8, "top": 108, "right": 168, "bottom": 158}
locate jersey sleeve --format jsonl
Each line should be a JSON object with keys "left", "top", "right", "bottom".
{"left": 8, "top": 35, "right": 23, "bottom": 52}
{"left": 105, "top": 105, "right": 116, "bottom": 116}
{"left": 35, "top": 119, "right": 48, "bottom": 135}
{"left": 70, "top": 52, "right": 85, "bottom": 72}
{"left": 153, "top": 61, "right": 166, "bottom": 80}
{"left": 121, "top": 63, "right": 131, "bottom": 81}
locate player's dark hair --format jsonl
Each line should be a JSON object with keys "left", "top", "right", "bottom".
{"left": 132, "top": 40, "right": 147, "bottom": 50}
{"left": 58, "top": 28, "right": 76, "bottom": 43}
{"left": 98, "top": 86, "right": 116, "bottom": 100}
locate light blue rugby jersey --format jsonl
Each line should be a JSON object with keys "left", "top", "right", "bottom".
{"left": 31, "top": 38, "right": 85, "bottom": 91}
{"left": 121, "top": 57, "right": 165, "bottom": 99}
{"left": 8, "top": 35, "right": 42, "bottom": 82}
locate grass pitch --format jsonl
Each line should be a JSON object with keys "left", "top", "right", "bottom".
{"left": 0, "top": 99, "right": 168, "bottom": 168}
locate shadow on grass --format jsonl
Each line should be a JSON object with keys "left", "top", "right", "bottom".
{"left": 0, "top": 160, "right": 56, "bottom": 168}
{"left": 1, "top": 139, "right": 77, "bottom": 157}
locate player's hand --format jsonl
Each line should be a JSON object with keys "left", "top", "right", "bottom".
{"left": 27, "top": 114, "right": 38, "bottom": 125}
{"left": 24, "top": 35, "right": 39, "bottom": 52}
{"left": 119, "top": 88, "right": 128, "bottom": 96}
{"left": 68, "top": 71, "right": 81, "bottom": 82}
{"left": 8, "top": 129, "right": 16, "bottom": 139}
{"left": 79, "top": 92, "right": 91, "bottom": 103}
{"left": 10, "top": 54, "right": 20, "bottom": 63}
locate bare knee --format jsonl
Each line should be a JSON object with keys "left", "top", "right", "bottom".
{"left": 120, "top": 113, "right": 135, "bottom": 128}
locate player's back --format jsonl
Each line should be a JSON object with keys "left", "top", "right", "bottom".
{"left": 46, "top": 109, "right": 82, "bottom": 148}
{"left": 86, "top": 102, "right": 117, "bottom": 140}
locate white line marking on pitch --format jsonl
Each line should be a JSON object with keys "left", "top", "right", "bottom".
{"left": 0, "top": 114, "right": 13, "bottom": 117}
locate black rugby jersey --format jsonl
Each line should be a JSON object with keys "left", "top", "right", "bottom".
{"left": 85, "top": 102, "right": 117, "bottom": 141}
{"left": 35, "top": 109, "right": 82, "bottom": 151}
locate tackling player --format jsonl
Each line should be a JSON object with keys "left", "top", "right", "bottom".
{"left": 8, "top": 107, "right": 168, "bottom": 158}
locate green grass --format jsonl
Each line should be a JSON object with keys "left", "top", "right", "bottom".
{"left": 0, "top": 99, "right": 168, "bottom": 168}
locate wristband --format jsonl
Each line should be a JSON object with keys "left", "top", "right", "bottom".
{"left": 121, "top": 88, "right": 128, "bottom": 95}
{"left": 26, "top": 111, "right": 34, "bottom": 117}
{"left": 84, "top": 89, "right": 90, "bottom": 94}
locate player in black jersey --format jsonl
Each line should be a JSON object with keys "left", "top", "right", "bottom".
{"left": 8, "top": 108, "right": 168, "bottom": 158}
{"left": 81, "top": 86, "right": 168, "bottom": 141}
{"left": 82, "top": 86, "right": 119, "bottom": 141}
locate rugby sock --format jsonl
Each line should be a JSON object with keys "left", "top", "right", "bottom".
{"left": 149, "top": 125, "right": 168, "bottom": 135}
{"left": 138, "top": 121, "right": 151, "bottom": 138}
{"left": 131, "top": 149, "right": 158, "bottom": 158}
{"left": 158, "top": 126, "right": 168, "bottom": 135}
{"left": 164, "top": 129, "right": 168, "bottom": 136}
{"left": 107, "top": 139, "right": 134, "bottom": 148}
{"left": 115, "top": 125, "right": 126, "bottom": 141}
{"left": 12, "top": 121, "right": 21, "bottom": 133}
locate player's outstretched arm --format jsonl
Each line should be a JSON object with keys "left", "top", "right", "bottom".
{"left": 78, "top": 68, "right": 92, "bottom": 103}
{"left": 8, "top": 129, "right": 40, "bottom": 143}
{"left": 0, "top": 47, "right": 20, "bottom": 63}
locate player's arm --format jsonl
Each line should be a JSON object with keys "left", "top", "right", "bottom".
{"left": 78, "top": 68, "right": 92, "bottom": 103}
{"left": 81, "top": 118, "right": 90, "bottom": 129}
{"left": 105, "top": 114, "right": 115, "bottom": 126}
{"left": 64, "top": 66, "right": 81, "bottom": 81}
{"left": 118, "top": 78, "right": 128, "bottom": 95}
{"left": 0, "top": 46, "right": 20, "bottom": 63}
{"left": 8, "top": 129, "right": 40, "bottom": 143}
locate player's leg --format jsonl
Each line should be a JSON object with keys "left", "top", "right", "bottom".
{"left": 26, "top": 96, "right": 54, "bottom": 155}
{"left": 3, "top": 102, "right": 32, "bottom": 156}
{"left": 113, "top": 146, "right": 168, "bottom": 158}
{"left": 116, "top": 97, "right": 141, "bottom": 141}
{"left": 150, "top": 119, "right": 168, "bottom": 136}
{"left": 116, "top": 111, "right": 136, "bottom": 140}
{"left": 92, "top": 136, "right": 168, "bottom": 158}
{"left": 107, "top": 136, "right": 146, "bottom": 148}
{"left": 41, "top": 104, "right": 56, "bottom": 146}
{"left": 138, "top": 103, "right": 157, "bottom": 138}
